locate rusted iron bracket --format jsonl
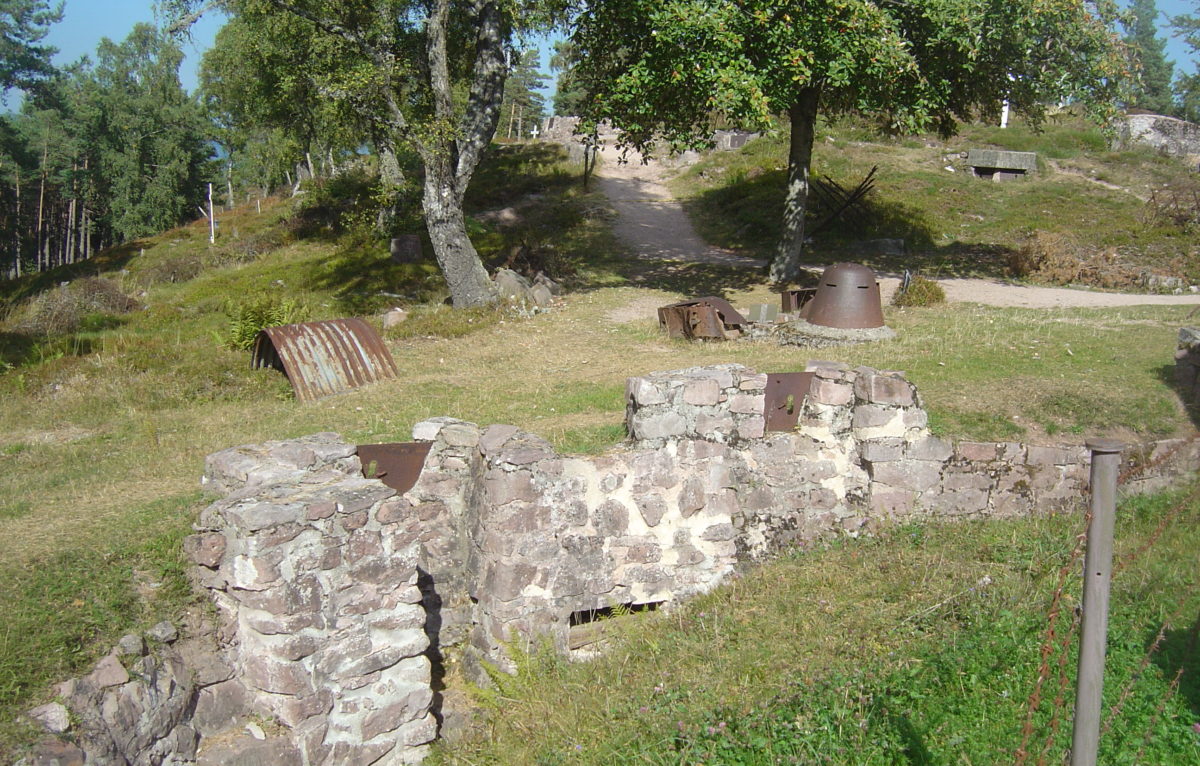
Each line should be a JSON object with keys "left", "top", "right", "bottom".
{"left": 357, "top": 442, "right": 432, "bottom": 494}
{"left": 764, "top": 372, "right": 815, "bottom": 432}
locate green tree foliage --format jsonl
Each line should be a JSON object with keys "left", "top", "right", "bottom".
{"left": 1125, "top": 0, "right": 1177, "bottom": 115}
{"left": 198, "top": 4, "right": 368, "bottom": 197}
{"left": 500, "top": 49, "right": 547, "bottom": 139}
{"left": 0, "top": 23, "right": 212, "bottom": 280}
{"left": 169, "top": 0, "right": 567, "bottom": 308}
{"left": 0, "top": 0, "right": 61, "bottom": 98}
{"left": 549, "top": 39, "right": 585, "bottom": 116}
{"left": 1173, "top": 3, "right": 1200, "bottom": 123}
{"left": 571, "top": 0, "right": 1131, "bottom": 283}
{"left": 74, "top": 25, "right": 212, "bottom": 242}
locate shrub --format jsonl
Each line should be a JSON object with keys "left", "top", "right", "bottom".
{"left": 139, "top": 253, "right": 205, "bottom": 285}
{"left": 12, "top": 278, "right": 138, "bottom": 336}
{"left": 222, "top": 295, "right": 308, "bottom": 350}
{"left": 893, "top": 275, "right": 946, "bottom": 307}
{"left": 1008, "top": 231, "right": 1143, "bottom": 289}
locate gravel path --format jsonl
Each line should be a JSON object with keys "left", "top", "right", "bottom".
{"left": 594, "top": 148, "right": 1200, "bottom": 310}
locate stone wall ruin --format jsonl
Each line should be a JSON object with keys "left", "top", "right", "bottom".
{"left": 27, "top": 362, "right": 1198, "bottom": 765}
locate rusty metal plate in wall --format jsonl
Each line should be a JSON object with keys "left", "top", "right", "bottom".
{"left": 357, "top": 442, "right": 432, "bottom": 494}
{"left": 764, "top": 372, "right": 815, "bottom": 432}
{"left": 252, "top": 318, "right": 398, "bottom": 402}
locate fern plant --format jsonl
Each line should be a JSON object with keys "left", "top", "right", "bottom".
{"left": 223, "top": 295, "right": 308, "bottom": 350}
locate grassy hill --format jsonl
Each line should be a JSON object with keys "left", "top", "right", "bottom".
{"left": 672, "top": 110, "right": 1200, "bottom": 286}
{"left": 0, "top": 120, "right": 1197, "bottom": 760}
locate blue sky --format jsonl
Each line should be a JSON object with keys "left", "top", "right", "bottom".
{"left": 40, "top": 0, "right": 1200, "bottom": 97}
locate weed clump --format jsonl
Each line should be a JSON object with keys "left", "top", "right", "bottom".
{"left": 1007, "top": 231, "right": 1142, "bottom": 289}
{"left": 12, "top": 277, "right": 138, "bottom": 336}
{"left": 892, "top": 276, "right": 945, "bottom": 307}
{"left": 223, "top": 295, "right": 308, "bottom": 350}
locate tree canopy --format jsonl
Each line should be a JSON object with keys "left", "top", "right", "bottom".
{"left": 571, "top": 0, "right": 1131, "bottom": 282}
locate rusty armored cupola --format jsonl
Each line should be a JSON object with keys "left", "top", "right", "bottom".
{"left": 803, "top": 263, "right": 886, "bottom": 330}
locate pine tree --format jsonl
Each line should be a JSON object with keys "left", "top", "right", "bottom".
{"left": 501, "top": 50, "right": 548, "bottom": 139}
{"left": 1125, "top": 0, "right": 1177, "bottom": 115}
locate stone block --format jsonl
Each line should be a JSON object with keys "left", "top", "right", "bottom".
{"left": 860, "top": 438, "right": 904, "bottom": 464}
{"left": 678, "top": 478, "right": 706, "bottom": 517}
{"left": 592, "top": 499, "right": 630, "bottom": 536}
{"left": 729, "top": 394, "right": 765, "bottom": 415}
{"left": 736, "top": 416, "right": 765, "bottom": 440}
{"left": 631, "top": 410, "right": 688, "bottom": 441}
{"left": 902, "top": 408, "right": 928, "bottom": 430}
{"left": 701, "top": 523, "right": 736, "bottom": 542}
{"left": 683, "top": 378, "right": 721, "bottom": 405}
{"left": 908, "top": 436, "right": 953, "bottom": 462}
{"left": 635, "top": 493, "right": 666, "bottom": 527}
{"left": 483, "top": 562, "right": 538, "bottom": 603}
{"left": 479, "top": 424, "right": 520, "bottom": 454}
{"left": 440, "top": 423, "right": 480, "bottom": 448}
{"left": 852, "top": 405, "right": 898, "bottom": 429}
{"left": 695, "top": 411, "right": 735, "bottom": 440}
{"left": 870, "top": 460, "right": 943, "bottom": 492}
{"left": 226, "top": 501, "right": 306, "bottom": 532}
{"left": 854, "top": 372, "right": 915, "bottom": 406}
{"left": 87, "top": 653, "right": 129, "bottom": 688}
{"left": 361, "top": 684, "right": 434, "bottom": 741}
{"left": 484, "top": 470, "right": 537, "bottom": 506}
{"left": 869, "top": 485, "right": 917, "bottom": 516}
{"left": 810, "top": 378, "right": 853, "bottom": 406}
{"left": 739, "top": 373, "right": 768, "bottom": 391}
{"left": 242, "top": 656, "right": 313, "bottom": 696}
{"left": 411, "top": 418, "right": 452, "bottom": 442}
{"left": 923, "top": 488, "right": 989, "bottom": 516}
{"left": 942, "top": 468, "right": 992, "bottom": 492}
{"left": 184, "top": 533, "right": 227, "bottom": 568}
{"left": 628, "top": 377, "right": 667, "bottom": 406}
{"left": 956, "top": 442, "right": 998, "bottom": 462}
{"left": 1026, "top": 445, "right": 1077, "bottom": 467}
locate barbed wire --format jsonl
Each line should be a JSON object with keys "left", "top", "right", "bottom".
{"left": 1015, "top": 505, "right": 1091, "bottom": 766}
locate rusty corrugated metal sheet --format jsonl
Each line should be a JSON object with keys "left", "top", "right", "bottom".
{"left": 252, "top": 318, "right": 398, "bottom": 402}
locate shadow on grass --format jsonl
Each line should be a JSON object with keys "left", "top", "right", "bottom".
{"left": 1154, "top": 363, "right": 1200, "bottom": 431}
{"left": 1151, "top": 614, "right": 1200, "bottom": 717}
{"left": 0, "top": 330, "right": 99, "bottom": 370}
{"left": 682, "top": 170, "right": 1015, "bottom": 281}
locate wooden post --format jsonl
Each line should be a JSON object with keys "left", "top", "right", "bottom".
{"left": 1070, "top": 438, "right": 1124, "bottom": 766}
{"left": 208, "top": 183, "right": 216, "bottom": 244}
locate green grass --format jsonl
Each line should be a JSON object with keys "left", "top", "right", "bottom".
{"left": 0, "top": 492, "right": 205, "bottom": 755}
{"left": 433, "top": 483, "right": 1200, "bottom": 764}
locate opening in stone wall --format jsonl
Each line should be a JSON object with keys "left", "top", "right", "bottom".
{"left": 568, "top": 601, "right": 665, "bottom": 652}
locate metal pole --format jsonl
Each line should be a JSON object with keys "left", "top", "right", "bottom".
{"left": 208, "top": 183, "right": 216, "bottom": 244}
{"left": 1070, "top": 438, "right": 1124, "bottom": 766}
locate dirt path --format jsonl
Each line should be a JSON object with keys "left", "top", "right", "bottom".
{"left": 594, "top": 148, "right": 1200, "bottom": 310}
{"left": 594, "top": 146, "right": 767, "bottom": 268}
